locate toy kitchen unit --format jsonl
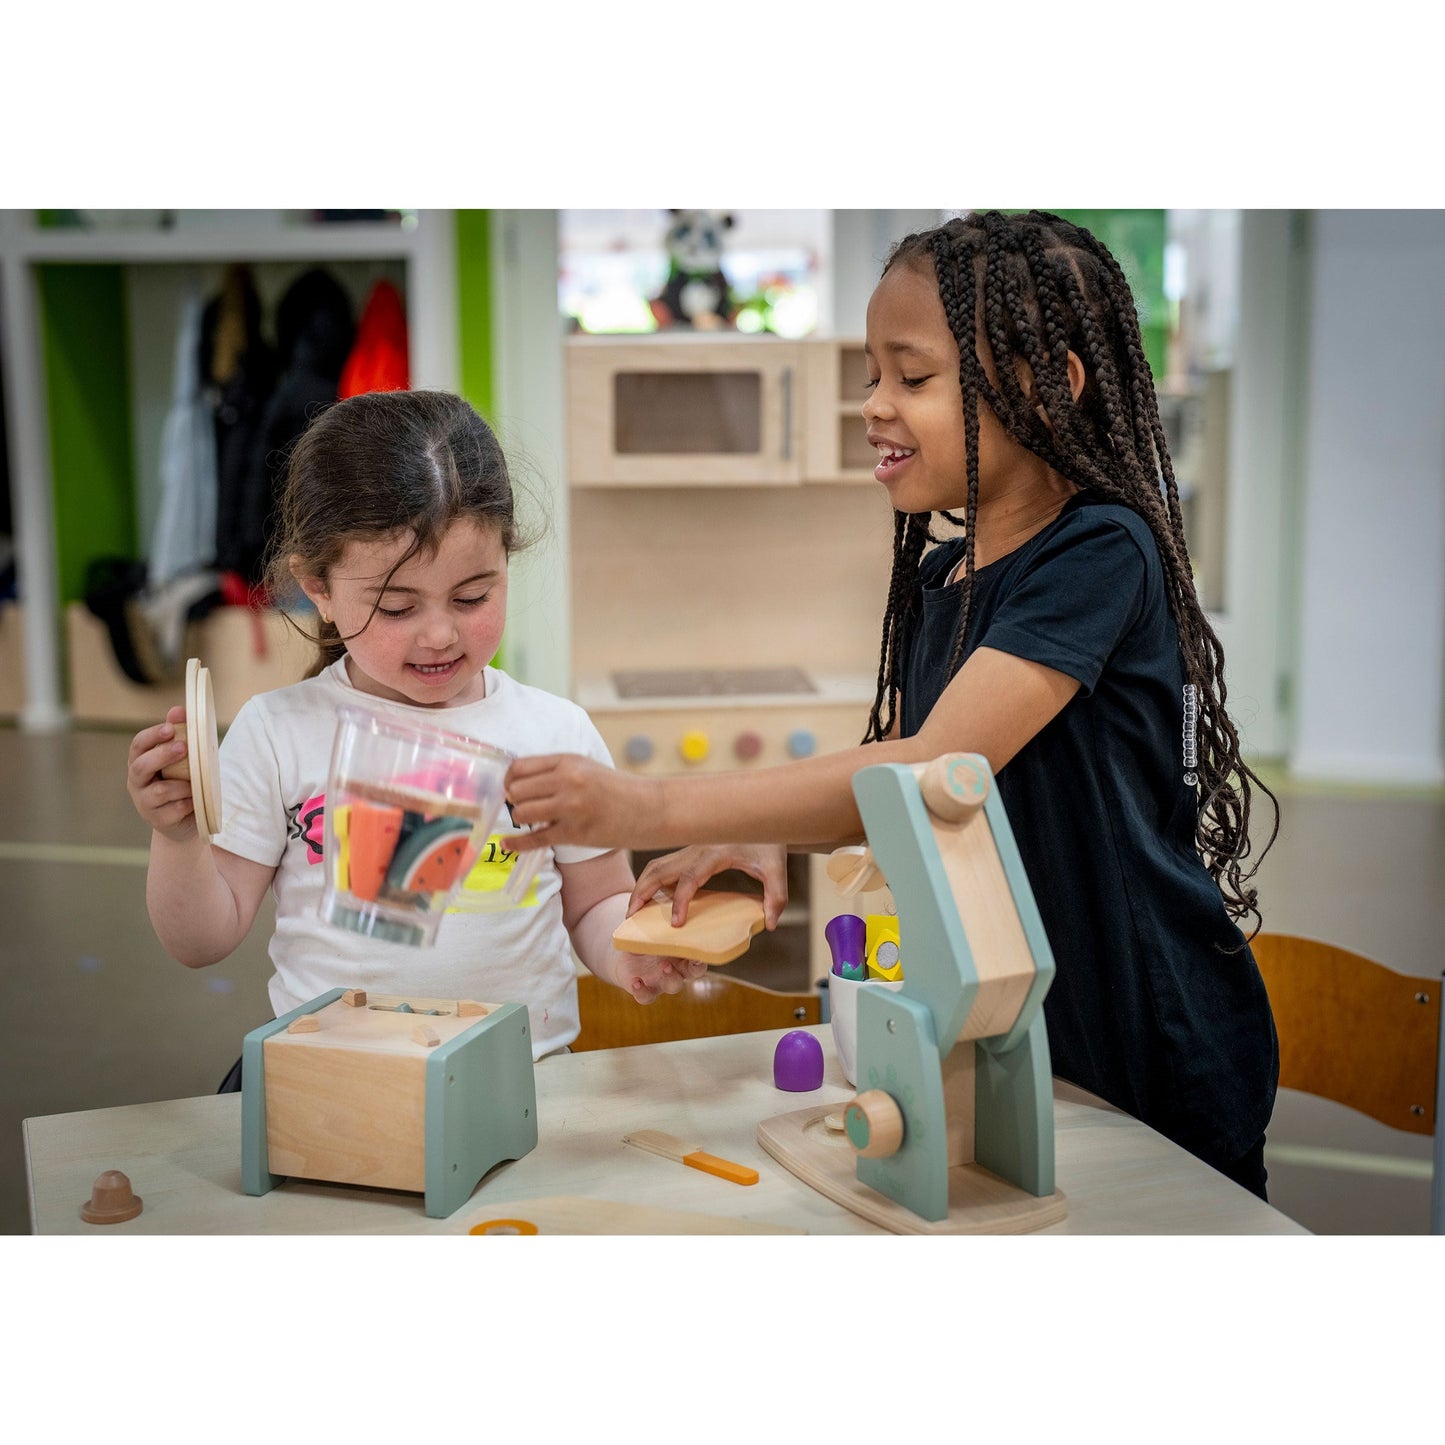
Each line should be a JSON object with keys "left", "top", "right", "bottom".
{"left": 566, "top": 334, "right": 898, "bottom": 992}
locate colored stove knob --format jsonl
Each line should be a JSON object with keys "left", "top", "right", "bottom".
{"left": 679, "top": 730, "right": 710, "bottom": 764}
{"left": 624, "top": 735, "right": 654, "bottom": 766}
{"left": 786, "top": 728, "right": 816, "bottom": 759}
{"left": 734, "top": 730, "right": 763, "bottom": 761}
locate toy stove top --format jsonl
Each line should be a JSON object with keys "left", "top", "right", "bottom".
{"left": 611, "top": 667, "right": 816, "bottom": 700}
{"left": 576, "top": 667, "right": 874, "bottom": 713}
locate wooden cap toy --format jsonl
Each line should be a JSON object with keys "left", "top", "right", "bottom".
{"left": 773, "top": 1030, "right": 824, "bottom": 1092}
{"left": 80, "top": 1169, "right": 143, "bottom": 1225}
{"left": 612, "top": 889, "right": 766, "bottom": 964}
{"left": 160, "top": 657, "right": 223, "bottom": 840}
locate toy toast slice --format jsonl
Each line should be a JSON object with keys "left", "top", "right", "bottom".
{"left": 612, "top": 890, "right": 766, "bottom": 965}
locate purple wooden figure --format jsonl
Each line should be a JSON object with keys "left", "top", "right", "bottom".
{"left": 825, "top": 913, "right": 866, "bottom": 976}
{"left": 774, "top": 1030, "right": 824, "bottom": 1091}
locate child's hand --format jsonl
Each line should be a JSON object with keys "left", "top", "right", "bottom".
{"left": 611, "top": 951, "right": 710, "bottom": 1005}
{"left": 126, "top": 705, "right": 202, "bottom": 842}
{"left": 505, "top": 753, "right": 661, "bottom": 850}
{"left": 630, "top": 844, "right": 788, "bottom": 930}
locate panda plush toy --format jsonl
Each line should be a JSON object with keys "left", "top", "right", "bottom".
{"left": 650, "top": 209, "right": 735, "bottom": 330}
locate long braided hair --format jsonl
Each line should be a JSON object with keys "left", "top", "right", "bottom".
{"left": 861, "top": 211, "right": 1277, "bottom": 935}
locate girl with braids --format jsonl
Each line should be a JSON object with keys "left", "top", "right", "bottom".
{"left": 127, "top": 390, "right": 705, "bottom": 1083}
{"left": 507, "top": 212, "right": 1280, "bottom": 1196}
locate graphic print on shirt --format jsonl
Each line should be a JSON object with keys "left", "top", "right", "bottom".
{"left": 288, "top": 794, "right": 327, "bottom": 863}
{"left": 286, "top": 791, "right": 540, "bottom": 906}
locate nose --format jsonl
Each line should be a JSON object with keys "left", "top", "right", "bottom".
{"left": 417, "top": 609, "right": 458, "bottom": 651}
{"left": 862, "top": 383, "right": 891, "bottom": 423}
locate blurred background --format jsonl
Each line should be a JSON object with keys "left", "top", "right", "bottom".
{"left": 0, "top": 206, "right": 1441, "bottom": 1236}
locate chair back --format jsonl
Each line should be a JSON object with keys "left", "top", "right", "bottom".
{"left": 572, "top": 972, "right": 819, "bottom": 1053}
{"left": 1251, "top": 933, "right": 1439, "bottom": 1134}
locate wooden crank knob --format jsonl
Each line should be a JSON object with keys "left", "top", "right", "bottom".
{"left": 920, "top": 753, "right": 990, "bottom": 822}
{"left": 844, "top": 1089, "right": 905, "bottom": 1158}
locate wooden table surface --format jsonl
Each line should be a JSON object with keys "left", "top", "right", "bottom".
{"left": 24, "top": 1025, "right": 1308, "bottom": 1235}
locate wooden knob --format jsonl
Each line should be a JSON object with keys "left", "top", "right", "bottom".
{"left": 845, "top": 1089, "right": 905, "bottom": 1158}
{"left": 920, "top": 753, "right": 990, "bottom": 822}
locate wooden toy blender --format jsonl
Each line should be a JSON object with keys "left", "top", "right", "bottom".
{"left": 758, "top": 752, "right": 1068, "bottom": 1233}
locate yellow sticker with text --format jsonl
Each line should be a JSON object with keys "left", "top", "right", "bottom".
{"left": 448, "top": 834, "right": 541, "bottom": 911}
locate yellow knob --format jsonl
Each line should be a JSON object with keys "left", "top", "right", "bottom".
{"left": 679, "top": 730, "right": 710, "bottom": 764}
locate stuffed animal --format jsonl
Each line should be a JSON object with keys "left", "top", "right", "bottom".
{"left": 650, "top": 210, "right": 735, "bottom": 330}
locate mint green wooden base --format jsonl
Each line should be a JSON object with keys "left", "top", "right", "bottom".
{"left": 849, "top": 760, "right": 1058, "bottom": 1223}
{"left": 241, "top": 993, "right": 538, "bottom": 1219}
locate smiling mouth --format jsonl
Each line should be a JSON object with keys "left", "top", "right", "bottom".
{"left": 874, "top": 445, "right": 915, "bottom": 481}
{"left": 408, "top": 660, "right": 460, "bottom": 678}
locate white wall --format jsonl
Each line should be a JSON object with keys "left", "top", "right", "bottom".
{"left": 1291, "top": 211, "right": 1445, "bottom": 786}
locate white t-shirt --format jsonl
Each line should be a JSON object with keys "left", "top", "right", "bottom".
{"left": 214, "top": 659, "right": 614, "bottom": 1058}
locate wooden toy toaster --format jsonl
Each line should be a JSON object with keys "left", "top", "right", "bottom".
{"left": 241, "top": 988, "right": 537, "bottom": 1218}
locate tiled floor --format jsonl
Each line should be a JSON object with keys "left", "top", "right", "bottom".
{"left": 1, "top": 727, "right": 1440, "bottom": 1235}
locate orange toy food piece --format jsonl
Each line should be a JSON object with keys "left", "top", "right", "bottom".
{"left": 347, "top": 801, "right": 404, "bottom": 901}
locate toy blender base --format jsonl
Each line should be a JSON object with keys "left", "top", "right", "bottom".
{"left": 758, "top": 1104, "right": 1067, "bottom": 1235}
{"left": 763, "top": 754, "right": 1070, "bottom": 1234}
{"left": 241, "top": 987, "right": 537, "bottom": 1219}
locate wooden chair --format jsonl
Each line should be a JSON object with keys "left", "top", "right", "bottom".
{"left": 572, "top": 971, "right": 819, "bottom": 1053}
{"left": 1251, "top": 932, "right": 1443, "bottom": 1232}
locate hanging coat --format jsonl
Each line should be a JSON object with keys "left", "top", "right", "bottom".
{"left": 203, "top": 265, "right": 277, "bottom": 580}
{"left": 339, "top": 278, "right": 409, "bottom": 398}
{"left": 148, "top": 295, "right": 218, "bottom": 589}
{"left": 234, "top": 267, "right": 355, "bottom": 587}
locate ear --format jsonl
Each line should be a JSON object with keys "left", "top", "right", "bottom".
{"left": 289, "top": 556, "right": 332, "bottom": 618}
{"left": 1065, "top": 349, "right": 1086, "bottom": 403}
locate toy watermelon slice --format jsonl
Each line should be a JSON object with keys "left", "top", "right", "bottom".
{"left": 383, "top": 815, "right": 477, "bottom": 897}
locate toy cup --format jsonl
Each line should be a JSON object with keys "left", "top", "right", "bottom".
{"left": 828, "top": 973, "right": 905, "bottom": 1086}
{"left": 320, "top": 704, "right": 541, "bottom": 947}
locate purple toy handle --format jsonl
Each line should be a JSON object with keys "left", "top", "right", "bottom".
{"left": 825, "top": 913, "right": 866, "bottom": 974}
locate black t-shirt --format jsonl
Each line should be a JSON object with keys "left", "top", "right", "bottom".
{"left": 900, "top": 491, "right": 1278, "bottom": 1168}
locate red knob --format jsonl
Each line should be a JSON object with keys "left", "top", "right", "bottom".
{"left": 734, "top": 730, "right": 763, "bottom": 761}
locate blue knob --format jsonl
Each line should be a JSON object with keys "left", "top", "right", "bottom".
{"left": 787, "top": 728, "right": 816, "bottom": 758}
{"left": 624, "top": 735, "right": 654, "bottom": 765}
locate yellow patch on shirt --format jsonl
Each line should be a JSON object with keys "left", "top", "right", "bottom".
{"left": 447, "top": 834, "right": 541, "bottom": 911}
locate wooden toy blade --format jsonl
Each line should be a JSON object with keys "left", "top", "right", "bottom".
{"left": 611, "top": 889, "right": 765, "bottom": 964}
{"left": 623, "top": 1129, "right": 698, "bottom": 1162}
{"left": 826, "top": 846, "right": 885, "bottom": 896}
{"left": 623, "top": 1130, "right": 758, "bottom": 1185}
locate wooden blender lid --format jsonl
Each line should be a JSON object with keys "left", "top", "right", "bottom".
{"left": 185, "top": 657, "right": 223, "bottom": 838}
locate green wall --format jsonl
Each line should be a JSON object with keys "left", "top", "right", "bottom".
{"left": 455, "top": 210, "right": 494, "bottom": 425}
{"left": 454, "top": 210, "right": 506, "bottom": 668}
{"left": 1052, "top": 209, "right": 1169, "bottom": 383}
{"left": 37, "top": 264, "right": 136, "bottom": 604}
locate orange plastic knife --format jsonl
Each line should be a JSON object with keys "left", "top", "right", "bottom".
{"left": 622, "top": 1129, "right": 759, "bottom": 1185}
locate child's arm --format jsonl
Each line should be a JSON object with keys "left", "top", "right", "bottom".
{"left": 558, "top": 850, "right": 708, "bottom": 1004}
{"left": 128, "top": 708, "right": 276, "bottom": 967}
{"left": 508, "top": 646, "right": 1081, "bottom": 853}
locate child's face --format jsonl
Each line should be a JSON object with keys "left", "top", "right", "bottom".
{"left": 862, "top": 261, "right": 1021, "bottom": 514}
{"left": 297, "top": 518, "right": 509, "bottom": 708}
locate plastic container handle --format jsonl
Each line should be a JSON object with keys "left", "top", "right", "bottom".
{"left": 503, "top": 839, "right": 546, "bottom": 904}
